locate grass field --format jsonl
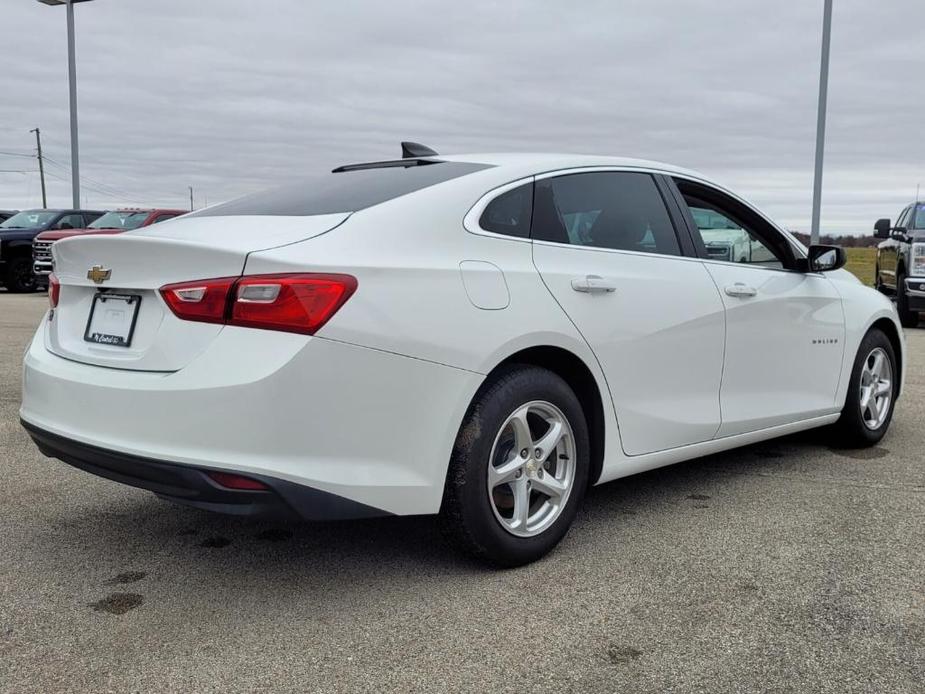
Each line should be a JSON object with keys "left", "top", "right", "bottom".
{"left": 844, "top": 247, "right": 877, "bottom": 287}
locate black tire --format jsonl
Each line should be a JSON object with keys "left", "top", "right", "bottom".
{"left": 440, "top": 366, "right": 590, "bottom": 567}
{"left": 2, "top": 255, "right": 36, "bottom": 293}
{"left": 830, "top": 328, "right": 898, "bottom": 447}
{"left": 896, "top": 270, "right": 918, "bottom": 328}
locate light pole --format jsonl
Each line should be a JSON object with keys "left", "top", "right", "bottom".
{"left": 810, "top": 0, "right": 833, "bottom": 246}
{"left": 37, "top": 0, "right": 95, "bottom": 210}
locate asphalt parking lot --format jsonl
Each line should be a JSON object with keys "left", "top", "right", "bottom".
{"left": 1, "top": 292, "right": 923, "bottom": 694}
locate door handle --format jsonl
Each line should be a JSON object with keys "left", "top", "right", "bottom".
{"left": 724, "top": 282, "right": 757, "bottom": 298}
{"left": 571, "top": 275, "right": 617, "bottom": 294}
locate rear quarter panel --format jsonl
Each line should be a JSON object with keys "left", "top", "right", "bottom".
{"left": 241, "top": 176, "right": 624, "bottom": 486}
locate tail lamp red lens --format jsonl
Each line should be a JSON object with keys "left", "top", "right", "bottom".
{"left": 159, "top": 273, "right": 357, "bottom": 335}
{"left": 205, "top": 471, "right": 269, "bottom": 491}
{"left": 49, "top": 273, "right": 60, "bottom": 309}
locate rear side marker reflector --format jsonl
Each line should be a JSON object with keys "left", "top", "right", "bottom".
{"left": 159, "top": 273, "right": 357, "bottom": 335}
{"left": 205, "top": 471, "right": 269, "bottom": 491}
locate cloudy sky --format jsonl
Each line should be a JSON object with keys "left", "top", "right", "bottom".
{"left": 2, "top": 0, "right": 923, "bottom": 233}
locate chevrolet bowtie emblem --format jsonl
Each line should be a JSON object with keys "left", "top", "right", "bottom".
{"left": 87, "top": 265, "right": 111, "bottom": 284}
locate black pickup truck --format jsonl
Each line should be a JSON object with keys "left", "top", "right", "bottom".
{"left": 874, "top": 202, "right": 925, "bottom": 327}
{"left": 0, "top": 209, "right": 103, "bottom": 292}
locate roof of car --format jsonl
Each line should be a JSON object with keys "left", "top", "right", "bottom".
{"left": 437, "top": 152, "right": 709, "bottom": 182}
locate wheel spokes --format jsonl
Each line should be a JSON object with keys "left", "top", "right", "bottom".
{"left": 866, "top": 394, "right": 882, "bottom": 423}
{"left": 531, "top": 474, "right": 567, "bottom": 500}
{"left": 510, "top": 477, "right": 530, "bottom": 529}
{"left": 533, "top": 420, "right": 565, "bottom": 461}
{"left": 509, "top": 407, "right": 533, "bottom": 453}
{"left": 489, "top": 457, "right": 523, "bottom": 488}
{"left": 859, "top": 384, "right": 872, "bottom": 411}
{"left": 869, "top": 352, "right": 885, "bottom": 380}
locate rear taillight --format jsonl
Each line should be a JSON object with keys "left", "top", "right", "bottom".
{"left": 49, "top": 273, "right": 60, "bottom": 309}
{"left": 159, "top": 273, "right": 357, "bottom": 335}
{"left": 160, "top": 277, "right": 237, "bottom": 324}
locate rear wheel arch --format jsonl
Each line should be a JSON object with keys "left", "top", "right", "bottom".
{"left": 473, "top": 346, "right": 606, "bottom": 487}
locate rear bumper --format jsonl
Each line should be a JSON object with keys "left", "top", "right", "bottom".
{"left": 23, "top": 420, "right": 389, "bottom": 520}
{"left": 21, "top": 320, "right": 481, "bottom": 516}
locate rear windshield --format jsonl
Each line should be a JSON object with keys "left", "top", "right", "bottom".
{"left": 188, "top": 161, "right": 491, "bottom": 217}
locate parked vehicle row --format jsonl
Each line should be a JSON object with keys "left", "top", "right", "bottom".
{"left": 33, "top": 208, "right": 184, "bottom": 281}
{"left": 0, "top": 207, "right": 185, "bottom": 292}
{"left": 0, "top": 209, "right": 103, "bottom": 292}
{"left": 874, "top": 203, "right": 925, "bottom": 327}
{"left": 19, "top": 145, "right": 903, "bottom": 566}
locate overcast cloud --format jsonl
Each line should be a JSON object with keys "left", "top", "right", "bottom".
{"left": 1, "top": 0, "right": 923, "bottom": 233}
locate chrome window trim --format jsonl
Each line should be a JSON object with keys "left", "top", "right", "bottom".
{"left": 465, "top": 164, "right": 809, "bottom": 270}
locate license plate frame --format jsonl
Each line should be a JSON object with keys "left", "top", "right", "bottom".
{"left": 83, "top": 293, "right": 142, "bottom": 348}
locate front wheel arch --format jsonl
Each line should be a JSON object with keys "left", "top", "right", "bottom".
{"left": 870, "top": 317, "right": 903, "bottom": 399}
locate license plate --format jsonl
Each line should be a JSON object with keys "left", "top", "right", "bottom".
{"left": 84, "top": 293, "right": 141, "bottom": 347}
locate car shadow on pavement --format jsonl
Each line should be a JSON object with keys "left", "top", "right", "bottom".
{"left": 22, "top": 431, "right": 833, "bottom": 588}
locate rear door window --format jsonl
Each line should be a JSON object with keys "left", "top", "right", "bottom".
{"left": 531, "top": 172, "right": 681, "bottom": 256}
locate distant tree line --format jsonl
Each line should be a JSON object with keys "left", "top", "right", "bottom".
{"left": 790, "top": 232, "right": 879, "bottom": 248}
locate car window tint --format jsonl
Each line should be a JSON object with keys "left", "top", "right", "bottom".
{"left": 897, "top": 207, "right": 911, "bottom": 229}
{"left": 479, "top": 183, "right": 533, "bottom": 238}
{"left": 531, "top": 172, "right": 680, "bottom": 256}
{"left": 188, "top": 161, "right": 492, "bottom": 217}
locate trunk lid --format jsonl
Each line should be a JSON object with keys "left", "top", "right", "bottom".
{"left": 47, "top": 214, "right": 348, "bottom": 371}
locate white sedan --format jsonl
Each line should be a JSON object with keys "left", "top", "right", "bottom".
{"left": 20, "top": 145, "right": 903, "bottom": 566}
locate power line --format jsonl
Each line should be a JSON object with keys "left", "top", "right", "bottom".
{"left": 40, "top": 153, "right": 141, "bottom": 203}
{"left": 40, "top": 168, "right": 141, "bottom": 204}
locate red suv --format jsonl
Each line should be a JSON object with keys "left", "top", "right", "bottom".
{"left": 33, "top": 208, "right": 185, "bottom": 281}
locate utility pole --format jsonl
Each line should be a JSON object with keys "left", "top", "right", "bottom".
{"left": 30, "top": 128, "right": 47, "bottom": 209}
{"left": 810, "top": 0, "right": 833, "bottom": 246}
{"left": 189, "top": 186, "right": 194, "bottom": 211}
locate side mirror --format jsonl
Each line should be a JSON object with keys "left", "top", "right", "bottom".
{"left": 807, "top": 244, "right": 847, "bottom": 272}
{"left": 874, "top": 218, "right": 891, "bottom": 238}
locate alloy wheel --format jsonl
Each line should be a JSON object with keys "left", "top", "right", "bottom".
{"left": 486, "top": 400, "right": 576, "bottom": 538}
{"left": 859, "top": 347, "right": 893, "bottom": 430}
